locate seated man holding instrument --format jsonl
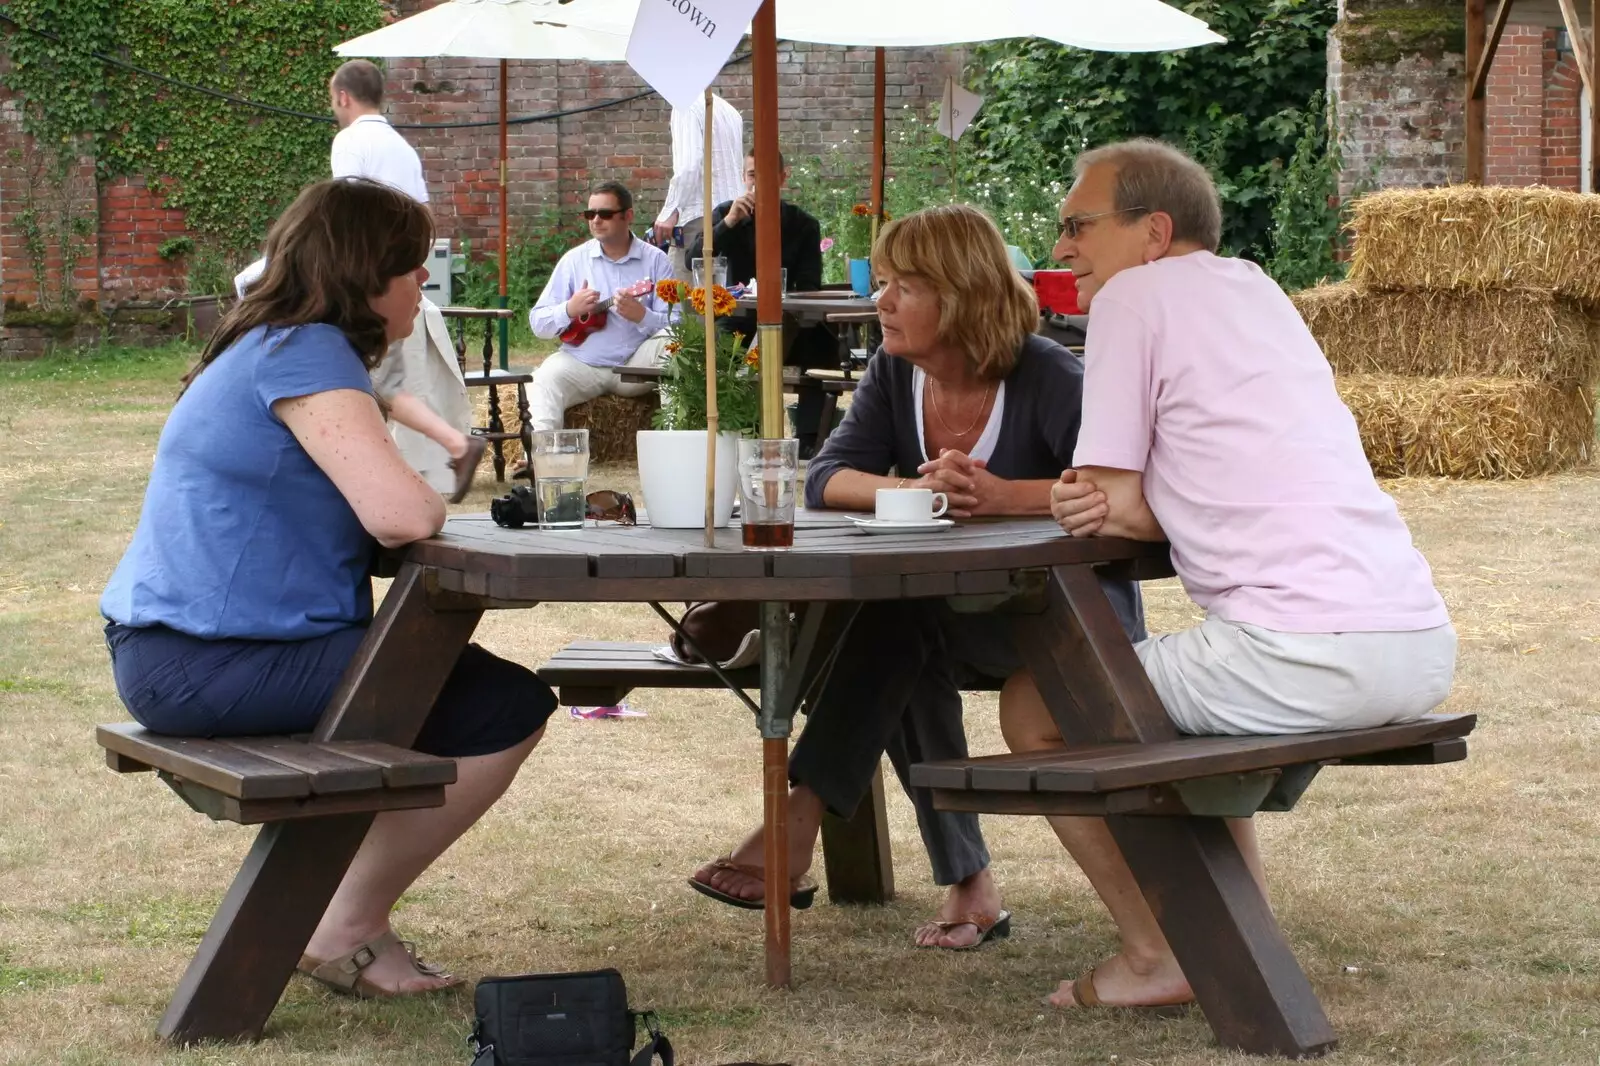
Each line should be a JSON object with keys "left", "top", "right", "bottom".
{"left": 528, "top": 181, "right": 674, "bottom": 434}
{"left": 1005, "top": 139, "right": 1456, "bottom": 1011}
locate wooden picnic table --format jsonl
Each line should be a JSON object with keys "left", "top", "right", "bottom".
{"left": 139, "top": 510, "right": 1367, "bottom": 1056}
{"left": 732, "top": 290, "right": 877, "bottom": 327}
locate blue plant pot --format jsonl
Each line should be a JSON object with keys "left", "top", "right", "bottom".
{"left": 848, "top": 257, "right": 872, "bottom": 297}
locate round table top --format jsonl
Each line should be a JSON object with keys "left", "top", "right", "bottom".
{"left": 399, "top": 511, "right": 1171, "bottom": 603}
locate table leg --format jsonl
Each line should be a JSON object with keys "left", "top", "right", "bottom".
{"left": 758, "top": 601, "right": 793, "bottom": 987}
{"left": 819, "top": 762, "right": 895, "bottom": 904}
{"left": 159, "top": 565, "right": 482, "bottom": 1042}
{"left": 1012, "top": 566, "right": 1337, "bottom": 1058}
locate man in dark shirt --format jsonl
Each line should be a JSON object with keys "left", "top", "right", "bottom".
{"left": 690, "top": 151, "right": 823, "bottom": 291}
{"left": 691, "top": 151, "right": 833, "bottom": 449}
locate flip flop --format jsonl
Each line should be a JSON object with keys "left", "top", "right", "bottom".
{"left": 297, "top": 930, "right": 464, "bottom": 999}
{"left": 448, "top": 436, "right": 488, "bottom": 503}
{"left": 688, "top": 857, "right": 817, "bottom": 911}
{"left": 1051, "top": 967, "right": 1192, "bottom": 1017}
{"left": 915, "top": 909, "right": 1012, "bottom": 951}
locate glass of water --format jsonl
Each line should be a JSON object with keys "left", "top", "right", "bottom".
{"left": 692, "top": 256, "right": 729, "bottom": 290}
{"left": 530, "top": 429, "right": 589, "bottom": 530}
{"left": 737, "top": 438, "right": 798, "bottom": 551}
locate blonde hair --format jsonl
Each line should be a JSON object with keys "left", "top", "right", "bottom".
{"left": 872, "top": 204, "right": 1038, "bottom": 379}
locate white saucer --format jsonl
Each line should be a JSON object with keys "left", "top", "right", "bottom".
{"left": 847, "top": 516, "right": 955, "bottom": 535}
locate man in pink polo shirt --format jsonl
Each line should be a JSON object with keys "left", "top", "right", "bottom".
{"left": 1000, "top": 139, "right": 1456, "bottom": 1012}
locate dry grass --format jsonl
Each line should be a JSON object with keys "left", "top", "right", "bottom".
{"left": 1293, "top": 283, "right": 1600, "bottom": 386}
{"left": 2, "top": 347, "right": 1598, "bottom": 1065}
{"left": 1337, "top": 374, "right": 1596, "bottom": 479}
{"left": 1348, "top": 185, "right": 1600, "bottom": 303}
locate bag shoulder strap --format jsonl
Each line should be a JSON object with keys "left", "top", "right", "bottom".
{"left": 631, "top": 1011, "right": 674, "bottom": 1066}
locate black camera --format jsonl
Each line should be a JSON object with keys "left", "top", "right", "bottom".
{"left": 490, "top": 485, "right": 541, "bottom": 529}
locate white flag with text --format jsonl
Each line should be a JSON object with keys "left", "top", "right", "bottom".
{"left": 626, "top": 0, "right": 765, "bottom": 111}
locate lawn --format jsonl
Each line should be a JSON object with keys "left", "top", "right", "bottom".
{"left": 0, "top": 343, "right": 1596, "bottom": 1065}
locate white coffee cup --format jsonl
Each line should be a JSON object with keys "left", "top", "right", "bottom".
{"left": 875, "top": 487, "right": 949, "bottom": 523}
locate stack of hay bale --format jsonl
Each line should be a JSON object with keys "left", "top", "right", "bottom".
{"left": 1292, "top": 186, "right": 1600, "bottom": 478}
{"left": 470, "top": 390, "right": 659, "bottom": 468}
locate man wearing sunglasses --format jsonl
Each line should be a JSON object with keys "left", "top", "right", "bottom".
{"left": 527, "top": 182, "right": 674, "bottom": 434}
{"left": 997, "top": 139, "right": 1454, "bottom": 1013}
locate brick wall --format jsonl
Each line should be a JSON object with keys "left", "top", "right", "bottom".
{"left": 384, "top": 30, "right": 963, "bottom": 255}
{"left": 1, "top": 13, "right": 959, "bottom": 315}
{"left": 1329, "top": 3, "right": 1467, "bottom": 195}
{"left": 1542, "top": 37, "right": 1582, "bottom": 190}
{"left": 1485, "top": 25, "right": 1547, "bottom": 185}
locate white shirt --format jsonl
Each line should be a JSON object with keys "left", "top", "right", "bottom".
{"left": 656, "top": 94, "right": 743, "bottom": 228}
{"left": 529, "top": 236, "right": 674, "bottom": 368}
{"left": 331, "top": 114, "right": 429, "bottom": 204}
{"left": 912, "top": 367, "right": 1006, "bottom": 463}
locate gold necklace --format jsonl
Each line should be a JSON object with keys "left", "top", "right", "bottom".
{"left": 927, "top": 377, "right": 993, "bottom": 437}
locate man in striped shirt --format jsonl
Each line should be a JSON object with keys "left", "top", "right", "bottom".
{"left": 653, "top": 92, "right": 744, "bottom": 283}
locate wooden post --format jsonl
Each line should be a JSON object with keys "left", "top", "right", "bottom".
{"left": 870, "top": 47, "right": 886, "bottom": 247}
{"left": 498, "top": 60, "right": 510, "bottom": 368}
{"left": 702, "top": 88, "right": 719, "bottom": 548}
{"left": 1592, "top": 2, "right": 1600, "bottom": 191}
{"left": 1466, "top": 0, "right": 1486, "bottom": 184}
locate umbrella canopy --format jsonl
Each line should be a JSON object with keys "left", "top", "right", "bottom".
{"left": 550, "top": 0, "right": 1222, "bottom": 51}
{"left": 335, "top": 0, "right": 629, "bottom": 60}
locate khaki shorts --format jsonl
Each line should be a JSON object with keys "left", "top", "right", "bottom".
{"left": 1135, "top": 615, "right": 1457, "bottom": 736}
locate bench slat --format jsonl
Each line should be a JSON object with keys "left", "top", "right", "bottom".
{"left": 213, "top": 737, "right": 385, "bottom": 794}
{"left": 97, "top": 724, "right": 310, "bottom": 800}
{"left": 328, "top": 741, "right": 460, "bottom": 789}
{"left": 910, "top": 714, "right": 1475, "bottom": 794}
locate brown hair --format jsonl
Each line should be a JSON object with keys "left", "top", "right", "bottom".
{"left": 872, "top": 204, "right": 1038, "bottom": 379}
{"left": 331, "top": 59, "right": 385, "bottom": 108}
{"left": 183, "top": 178, "right": 433, "bottom": 390}
{"left": 1074, "top": 139, "right": 1222, "bottom": 253}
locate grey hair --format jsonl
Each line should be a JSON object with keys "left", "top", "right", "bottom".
{"left": 1074, "top": 139, "right": 1222, "bottom": 253}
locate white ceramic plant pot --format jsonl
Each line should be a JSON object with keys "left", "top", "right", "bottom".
{"left": 635, "top": 429, "right": 738, "bottom": 528}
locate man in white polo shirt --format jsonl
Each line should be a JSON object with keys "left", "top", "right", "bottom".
{"left": 329, "top": 59, "right": 429, "bottom": 203}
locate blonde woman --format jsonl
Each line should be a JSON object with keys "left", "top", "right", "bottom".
{"left": 690, "top": 204, "right": 1144, "bottom": 949}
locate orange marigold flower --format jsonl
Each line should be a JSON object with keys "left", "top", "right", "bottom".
{"left": 852, "top": 203, "right": 871, "bottom": 217}
{"left": 655, "top": 278, "right": 683, "bottom": 304}
{"left": 745, "top": 346, "right": 760, "bottom": 368}
{"left": 687, "top": 286, "right": 707, "bottom": 314}
{"left": 664, "top": 340, "right": 682, "bottom": 354}
{"left": 711, "top": 285, "right": 737, "bottom": 317}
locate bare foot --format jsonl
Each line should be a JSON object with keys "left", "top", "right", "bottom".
{"left": 303, "top": 926, "right": 456, "bottom": 995}
{"left": 1047, "top": 951, "right": 1193, "bottom": 1009}
{"left": 913, "top": 867, "right": 1004, "bottom": 948}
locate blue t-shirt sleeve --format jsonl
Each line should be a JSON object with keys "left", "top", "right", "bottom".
{"left": 254, "top": 324, "right": 375, "bottom": 412}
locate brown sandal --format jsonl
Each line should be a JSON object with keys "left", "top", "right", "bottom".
{"left": 1055, "top": 967, "right": 1192, "bottom": 1017}
{"left": 297, "top": 930, "right": 463, "bottom": 999}
{"left": 915, "top": 909, "right": 1011, "bottom": 951}
{"left": 687, "top": 857, "right": 817, "bottom": 911}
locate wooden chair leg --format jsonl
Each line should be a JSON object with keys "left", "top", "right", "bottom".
{"left": 159, "top": 816, "right": 373, "bottom": 1043}
{"left": 516, "top": 383, "right": 533, "bottom": 465}
{"left": 486, "top": 382, "right": 507, "bottom": 482}
{"left": 1010, "top": 566, "right": 1337, "bottom": 1058}
{"left": 819, "top": 761, "right": 895, "bottom": 904}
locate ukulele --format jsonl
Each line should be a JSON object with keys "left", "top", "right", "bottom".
{"left": 558, "top": 279, "right": 654, "bottom": 347}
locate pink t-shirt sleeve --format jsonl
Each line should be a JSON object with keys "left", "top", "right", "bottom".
{"left": 1072, "top": 296, "right": 1155, "bottom": 472}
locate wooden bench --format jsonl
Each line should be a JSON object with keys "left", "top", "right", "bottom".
{"left": 910, "top": 713, "right": 1474, "bottom": 818}
{"left": 97, "top": 723, "right": 457, "bottom": 825}
{"left": 539, "top": 639, "right": 1001, "bottom": 905}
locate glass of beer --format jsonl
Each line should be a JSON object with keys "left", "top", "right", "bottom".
{"left": 737, "top": 438, "right": 798, "bottom": 550}
{"left": 530, "top": 429, "right": 589, "bottom": 530}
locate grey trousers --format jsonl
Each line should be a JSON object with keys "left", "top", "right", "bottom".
{"left": 788, "top": 577, "right": 1146, "bottom": 886}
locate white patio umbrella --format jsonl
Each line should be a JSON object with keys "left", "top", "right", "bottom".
{"left": 336, "top": 0, "right": 630, "bottom": 349}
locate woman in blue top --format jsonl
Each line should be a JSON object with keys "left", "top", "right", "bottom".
{"left": 100, "top": 178, "right": 556, "bottom": 999}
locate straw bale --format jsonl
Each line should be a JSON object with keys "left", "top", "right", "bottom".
{"left": 1292, "top": 283, "right": 1600, "bottom": 386}
{"left": 1347, "top": 186, "right": 1600, "bottom": 304}
{"left": 1336, "top": 374, "right": 1595, "bottom": 479}
{"left": 563, "top": 393, "right": 660, "bottom": 463}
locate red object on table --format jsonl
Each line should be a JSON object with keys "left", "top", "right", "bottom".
{"left": 1033, "top": 269, "right": 1081, "bottom": 315}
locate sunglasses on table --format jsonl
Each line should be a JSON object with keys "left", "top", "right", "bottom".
{"left": 1056, "top": 206, "right": 1148, "bottom": 240}
{"left": 582, "top": 208, "right": 624, "bottom": 221}
{"left": 585, "top": 489, "right": 637, "bottom": 525}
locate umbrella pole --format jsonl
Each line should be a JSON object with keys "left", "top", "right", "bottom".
{"left": 702, "top": 88, "right": 719, "bottom": 549}
{"left": 869, "top": 46, "right": 885, "bottom": 249}
{"left": 751, "top": 0, "right": 791, "bottom": 992}
{"left": 498, "top": 60, "right": 510, "bottom": 369}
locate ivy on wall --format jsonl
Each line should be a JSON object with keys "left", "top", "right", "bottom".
{"left": 4, "top": 0, "right": 384, "bottom": 296}
{"left": 964, "top": 0, "right": 1338, "bottom": 262}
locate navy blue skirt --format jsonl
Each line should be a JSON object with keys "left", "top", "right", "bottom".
{"left": 104, "top": 622, "right": 555, "bottom": 758}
